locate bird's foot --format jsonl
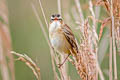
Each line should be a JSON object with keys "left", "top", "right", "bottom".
{"left": 58, "top": 63, "right": 63, "bottom": 68}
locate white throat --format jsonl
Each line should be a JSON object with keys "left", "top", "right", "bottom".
{"left": 49, "top": 21, "right": 61, "bottom": 33}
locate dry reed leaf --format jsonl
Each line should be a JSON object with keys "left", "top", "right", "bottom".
{"left": 11, "top": 51, "right": 41, "bottom": 80}
{"left": 99, "top": 17, "right": 111, "bottom": 40}
{"left": 95, "top": 0, "right": 104, "bottom": 6}
{"left": 96, "top": 0, "right": 110, "bottom": 15}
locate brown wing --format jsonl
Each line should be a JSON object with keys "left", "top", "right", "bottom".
{"left": 62, "top": 24, "right": 79, "bottom": 53}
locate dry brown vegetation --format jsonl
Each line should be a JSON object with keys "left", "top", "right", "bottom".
{"left": 31, "top": 0, "right": 119, "bottom": 80}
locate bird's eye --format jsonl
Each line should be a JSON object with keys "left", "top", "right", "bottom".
{"left": 57, "top": 14, "right": 60, "bottom": 17}
{"left": 52, "top": 15, "right": 55, "bottom": 17}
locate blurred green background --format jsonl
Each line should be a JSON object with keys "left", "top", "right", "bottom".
{"left": 6, "top": 0, "right": 120, "bottom": 80}
{"left": 8, "top": 0, "right": 56, "bottom": 80}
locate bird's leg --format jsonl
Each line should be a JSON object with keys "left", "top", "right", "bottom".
{"left": 58, "top": 53, "right": 71, "bottom": 68}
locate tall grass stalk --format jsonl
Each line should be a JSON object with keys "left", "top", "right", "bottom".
{"left": 0, "top": 0, "right": 15, "bottom": 80}
{"left": 0, "top": 35, "right": 10, "bottom": 80}
{"left": 31, "top": 4, "right": 59, "bottom": 80}
{"left": 38, "top": 0, "right": 49, "bottom": 28}
{"left": 109, "top": 37, "right": 113, "bottom": 80}
{"left": 57, "top": 0, "right": 61, "bottom": 15}
{"left": 11, "top": 51, "right": 41, "bottom": 80}
{"left": 74, "top": 0, "right": 84, "bottom": 33}
{"left": 89, "top": 1, "right": 98, "bottom": 80}
{"left": 110, "top": 0, "right": 117, "bottom": 79}
{"left": 57, "top": 0, "right": 69, "bottom": 80}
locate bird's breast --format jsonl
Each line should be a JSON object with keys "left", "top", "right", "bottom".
{"left": 49, "top": 21, "right": 61, "bottom": 34}
{"left": 49, "top": 31, "right": 71, "bottom": 54}
{"left": 50, "top": 33, "right": 64, "bottom": 50}
{"left": 49, "top": 21, "right": 71, "bottom": 54}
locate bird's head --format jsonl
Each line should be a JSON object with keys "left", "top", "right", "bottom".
{"left": 50, "top": 14, "right": 63, "bottom": 23}
{"left": 49, "top": 14, "right": 63, "bottom": 32}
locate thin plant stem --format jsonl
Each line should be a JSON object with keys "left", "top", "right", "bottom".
{"left": 38, "top": 0, "right": 49, "bottom": 28}
{"left": 31, "top": 4, "right": 58, "bottom": 80}
{"left": 0, "top": 35, "right": 10, "bottom": 80}
{"left": 110, "top": 0, "right": 117, "bottom": 79}
{"left": 97, "top": 63, "right": 105, "bottom": 80}
{"left": 0, "top": 0, "right": 15, "bottom": 79}
{"left": 57, "top": 0, "right": 61, "bottom": 15}
{"left": 57, "top": 0, "right": 69, "bottom": 79}
{"left": 89, "top": 1, "right": 104, "bottom": 80}
{"left": 74, "top": 0, "right": 84, "bottom": 23}
{"left": 31, "top": 4, "right": 50, "bottom": 47}
{"left": 109, "top": 36, "right": 113, "bottom": 80}
{"left": 74, "top": 0, "right": 84, "bottom": 34}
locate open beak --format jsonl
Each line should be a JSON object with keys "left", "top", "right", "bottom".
{"left": 54, "top": 17, "right": 58, "bottom": 21}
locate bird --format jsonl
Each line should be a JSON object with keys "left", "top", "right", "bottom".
{"left": 49, "top": 14, "right": 79, "bottom": 68}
